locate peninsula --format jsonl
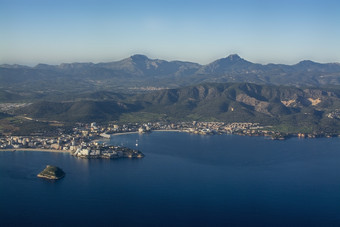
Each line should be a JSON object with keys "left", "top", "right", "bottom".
{"left": 72, "top": 144, "right": 144, "bottom": 159}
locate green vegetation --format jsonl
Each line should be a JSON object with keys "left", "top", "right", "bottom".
{"left": 37, "top": 165, "right": 65, "bottom": 180}
{"left": 119, "top": 112, "right": 168, "bottom": 123}
{"left": 1, "top": 82, "right": 340, "bottom": 135}
{"left": 0, "top": 116, "right": 72, "bottom": 136}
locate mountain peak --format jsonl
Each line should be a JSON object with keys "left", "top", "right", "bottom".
{"left": 130, "top": 54, "right": 149, "bottom": 61}
{"left": 225, "top": 54, "right": 242, "bottom": 61}
{"left": 297, "top": 60, "right": 318, "bottom": 65}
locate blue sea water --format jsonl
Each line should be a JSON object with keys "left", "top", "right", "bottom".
{"left": 2, "top": 132, "right": 340, "bottom": 226}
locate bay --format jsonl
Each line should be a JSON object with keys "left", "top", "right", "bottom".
{"left": 1, "top": 132, "right": 340, "bottom": 226}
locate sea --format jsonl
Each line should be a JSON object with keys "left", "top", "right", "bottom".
{"left": 2, "top": 132, "right": 340, "bottom": 226}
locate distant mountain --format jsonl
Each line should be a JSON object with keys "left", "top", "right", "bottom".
{"left": 97, "top": 54, "right": 201, "bottom": 77}
{"left": 197, "top": 54, "right": 260, "bottom": 74}
{"left": 14, "top": 82, "right": 340, "bottom": 133}
{"left": 1, "top": 54, "right": 340, "bottom": 100}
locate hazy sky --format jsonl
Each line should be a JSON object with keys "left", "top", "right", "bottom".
{"left": 1, "top": 0, "right": 339, "bottom": 65}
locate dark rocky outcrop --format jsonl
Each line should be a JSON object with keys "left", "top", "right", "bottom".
{"left": 37, "top": 165, "right": 65, "bottom": 180}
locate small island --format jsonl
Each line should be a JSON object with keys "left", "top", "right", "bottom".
{"left": 37, "top": 165, "right": 65, "bottom": 180}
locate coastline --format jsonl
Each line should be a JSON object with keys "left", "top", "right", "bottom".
{"left": 110, "top": 130, "right": 339, "bottom": 140}
{"left": 0, "top": 148, "right": 70, "bottom": 153}
{"left": 153, "top": 130, "right": 181, "bottom": 132}
{"left": 95, "top": 130, "right": 182, "bottom": 142}
{"left": 109, "top": 132, "right": 139, "bottom": 136}
{"left": 109, "top": 130, "right": 181, "bottom": 136}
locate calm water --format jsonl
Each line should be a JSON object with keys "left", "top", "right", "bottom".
{"left": 2, "top": 132, "right": 340, "bottom": 226}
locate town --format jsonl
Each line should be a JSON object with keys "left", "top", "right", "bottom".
{"left": 0, "top": 121, "right": 334, "bottom": 155}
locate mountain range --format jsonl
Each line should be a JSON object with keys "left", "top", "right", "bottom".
{"left": 2, "top": 55, "right": 340, "bottom": 135}
{"left": 1, "top": 54, "right": 340, "bottom": 102}
{"left": 11, "top": 82, "right": 340, "bottom": 134}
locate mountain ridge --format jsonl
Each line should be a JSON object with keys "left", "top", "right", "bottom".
{"left": 11, "top": 82, "right": 340, "bottom": 134}
{"left": 3, "top": 54, "right": 339, "bottom": 69}
{"left": 1, "top": 54, "right": 340, "bottom": 98}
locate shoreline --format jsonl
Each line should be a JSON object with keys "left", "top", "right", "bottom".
{"left": 0, "top": 148, "right": 70, "bottom": 153}
{"left": 109, "top": 131, "right": 139, "bottom": 136}
{"left": 95, "top": 130, "right": 182, "bottom": 142}
{"left": 106, "top": 130, "right": 340, "bottom": 141}
{"left": 108, "top": 130, "right": 181, "bottom": 136}
{"left": 153, "top": 130, "right": 181, "bottom": 132}
{"left": 96, "top": 129, "right": 339, "bottom": 141}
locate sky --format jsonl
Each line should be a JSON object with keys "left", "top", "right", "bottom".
{"left": 1, "top": 0, "right": 339, "bottom": 66}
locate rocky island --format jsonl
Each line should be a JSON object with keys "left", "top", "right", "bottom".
{"left": 37, "top": 165, "right": 65, "bottom": 180}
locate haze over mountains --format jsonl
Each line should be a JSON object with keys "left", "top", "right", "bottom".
{"left": 1, "top": 54, "right": 340, "bottom": 102}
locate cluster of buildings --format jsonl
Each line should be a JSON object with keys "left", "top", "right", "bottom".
{"left": 75, "top": 121, "right": 337, "bottom": 139}
{"left": 3, "top": 120, "right": 334, "bottom": 152}
{"left": 182, "top": 122, "right": 263, "bottom": 135}
{"left": 0, "top": 135, "right": 78, "bottom": 150}
{"left": 327, "top": 110, "right": 340, "bottom": 119}
{"left": 0, "top": 122, "right": 144, "bottom": 159}
{"left": 0, "top": 121, "right": 266, "bottom": 151}
{"left": 103, "top": 121, "right": 264, "bottom": 136}
{"left": 73, "top": 145, "right": 144, "bottom": 159}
